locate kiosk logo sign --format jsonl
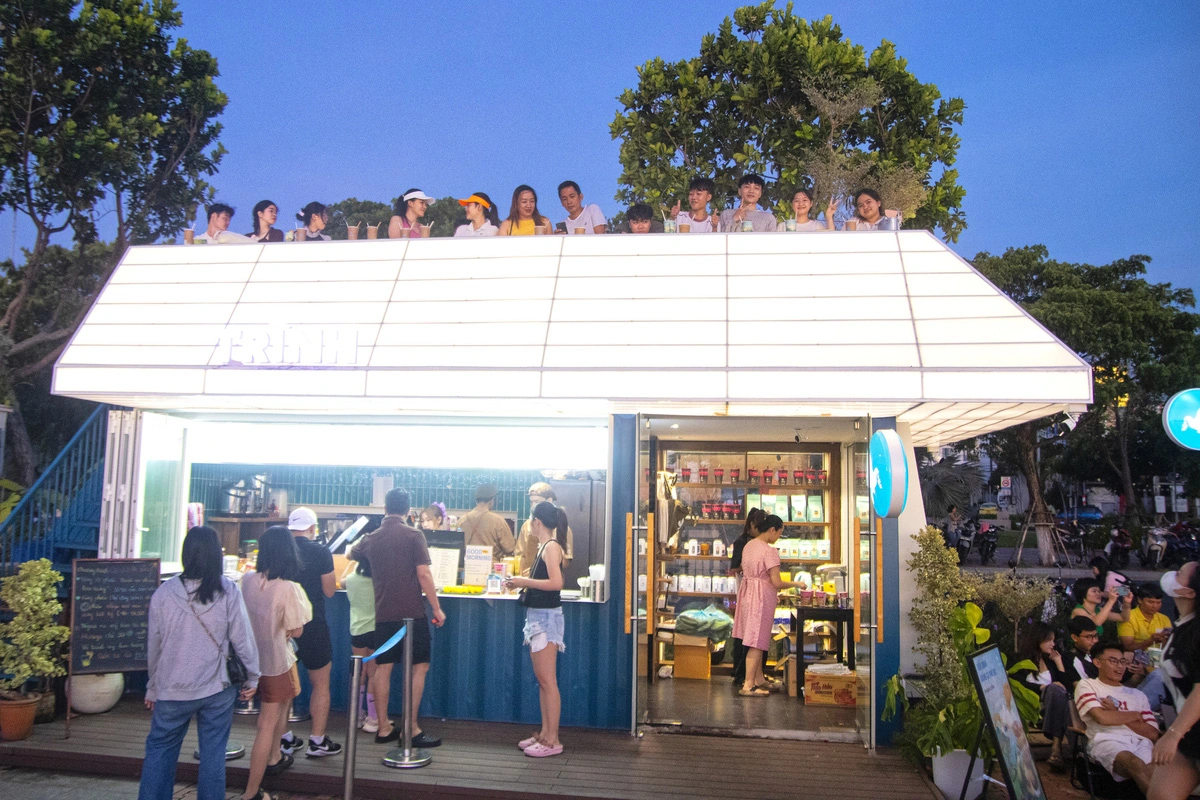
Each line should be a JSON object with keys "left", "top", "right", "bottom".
{"left": 1163, "top": 388, "right": 1200, "bottom": 451}
{"left": 869, "top": 429, "right": 908, "bottom": 518}
{"left": 213, "top": 325, "right": 361, "bottom": 367}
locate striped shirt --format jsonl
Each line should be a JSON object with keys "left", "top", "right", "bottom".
{"left": 1075, "top": 678, "right": 1157, "bottom": 747}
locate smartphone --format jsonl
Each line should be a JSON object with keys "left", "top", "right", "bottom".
{"left": 1134, "top": 650, "right": 1150, "bottom": 666}
{"left": 555, "top": 222, "right": 567, "bottom": 233}
{"left": 1116, "top": 584, "right": 1131, "bottom": 597}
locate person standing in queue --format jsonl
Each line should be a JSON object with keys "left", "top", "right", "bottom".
{"left": 1149, "top": 562, "right": 1200, "bottom": 799}
{"left": 350, "top": 488, "right": 445, "bottom": 748}
{"left": 732, "top": 514, "right": 806, "bottom": 696}
{"left": 341, "top": 554, "right": 379, "bottom": 734}
{"left": 279, "top": 507, "right": 341, "bottom": 759}
{"left": 515, "top": 482, "right": 574, "bottom": 577}
{"left": 504, "top": 501, "right": 567, "bottom": 758}
{"left": 729, "top": 507, "right": 765, "bottom": 687}
{"left": 460, "top": 483, "right": 517, "bottom": 558}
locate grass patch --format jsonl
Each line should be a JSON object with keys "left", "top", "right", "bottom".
{"left": 996, "top": 528, "right": 1038, "bottom": 549}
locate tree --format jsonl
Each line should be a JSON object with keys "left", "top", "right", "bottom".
{"left": 918, "top": 455, "right": 983, "bottom": 522}
{"left": 0, "top": 0, "right": 225, "bottom": 483}
{"left": 324, "top": 198, "right": 394, "bottom": 240}
{"left": 974, "top": 245, "right": 1200, "bottom": 554}
{"left": 610, "top": 3, "right": 966, "bottom": 238}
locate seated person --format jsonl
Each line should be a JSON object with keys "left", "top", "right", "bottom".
{"left": 779, "top": 188, "right": 835, "bottom": 231}
{"left": 843, "top": 188, "right": 900, "bottom": 230}
{"left": 671, "top": 177, "right": 716, "bottom": 233}
{"left": 1053, "top": 617, "right": 1101, "bottom": 690}
{"left": 623, "top": 203, "right": 656, "bottom": 234}
{"left": 294, "top": 202, "right": 331, "bottom": 242}
{"left": 247, "top": 199, "right": 284, "bottom": 242}
{"left": 1121, "top": 582, "right": 1173, "bottom": 653}
{"left": 718, "top": 174, "right": 776, "bottom": 232}
{"left": 1075, "top": 641, "right": 1160, "bottom": 794}
{"left": 1072, "top": 576, "right": 1131, "bottom": 640}
{"left": 193, "top": 203, "right": 252, "bottom": 244}
{"left": 498, "top": 185, "right": 552, "bottom": 236}
{"left": 1017, "top": 622, "right": 1073, "bottom": 770}
{"left": 453, "top": 192, "right": 500, "bottom": 237}
{"left": 557, "top": 181, "right": 607, "bottom": 234}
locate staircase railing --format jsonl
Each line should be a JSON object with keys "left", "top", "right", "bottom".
{"left": 0, "top": 404, "right": 108, "bottom": 577}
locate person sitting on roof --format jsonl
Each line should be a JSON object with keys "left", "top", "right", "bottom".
{"left": 670, "top": 177, "right": 716, "bottom": 233}
{"left": 1075, "top": 640, "right": 1160, "bottom": 794}
{"left": 293, "top": 202, "right": 331, "bottom": 242}
{"left": 557, "top": 181, "right": 607, "bottom": 234}
{"left": 843, "top": 188, "right": 900, "bottom": 231}
{"left": 624, "top": 203, "right": 656, "bottom": 234}
{"left": 453, "top": 192, "right": 500, "bottom": 237}
{"left": 718, "top": 174, "right": 776, "bottom": 232}
{"left": 194, "top": 203, "right": 253, "bottom": 244}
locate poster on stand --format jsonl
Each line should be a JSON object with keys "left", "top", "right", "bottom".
{"left": 966, "top": 645, "right": 1047, "bottom": 800}
{"left": 463, "top": 545, "right": 493, "bottom": 586}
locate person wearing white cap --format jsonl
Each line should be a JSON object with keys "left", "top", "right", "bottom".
{"left": 388, "top": 188, "right": 435, "bottom": 239}
{"left": 278, "top": 507, "right": 342, "bottom": 759}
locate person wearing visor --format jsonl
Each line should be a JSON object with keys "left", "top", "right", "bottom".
{"left": 453, "top": 192, "right": 500, "bottom": 237}
{"left": 389, "top": 189, "right": 435, "bottom": 239}
{"left": 516, "top": 482, "right": 574, "bottom": 577}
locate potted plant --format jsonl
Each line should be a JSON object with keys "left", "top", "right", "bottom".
{"left": 0, "top": 559, "right": 70, "bottom": 740}
{"left": 883, "top": 526, "right": 1040, "bottom": 799}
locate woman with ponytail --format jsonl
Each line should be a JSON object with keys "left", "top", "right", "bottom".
{"left": 729, "top": 507, "right": 766, "bottom": 686}
{"left": 293, "top": 202, "right": 330, "bottom": 242}
{"left": 504, "top": 501, "right": 566, "bottom": 758}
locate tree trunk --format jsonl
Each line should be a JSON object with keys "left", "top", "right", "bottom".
{"left": 1114, "top": 407, "right": 1139, "bottom": 518}
{"left": 1015, "top": 422, "right": 1056, "bottom": 566}
{"left": 5, "top": 403, "right": 36, "bottom": 488}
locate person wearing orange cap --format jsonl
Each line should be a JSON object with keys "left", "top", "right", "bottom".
{"left": 453, "top": 192, "right": 500, "bottom": 237}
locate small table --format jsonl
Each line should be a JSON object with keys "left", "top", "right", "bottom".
{"left": 792, "top": 606, "right": 856, "bottom": 690}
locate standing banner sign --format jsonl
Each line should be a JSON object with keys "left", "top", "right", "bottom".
{"left": 965, "top": 645, "right": 1047, "bottom": 800}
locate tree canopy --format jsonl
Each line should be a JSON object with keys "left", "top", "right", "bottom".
{"left": 610, "top": 2, "right": 966, "bottom": 238}
{"left": 0, "top": 0, "right": 226, "bottom": 482}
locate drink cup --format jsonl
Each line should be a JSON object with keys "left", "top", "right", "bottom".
{"left": 347, "top": 223, "right": 360, "bottom": 240}
{"left": 748, "top": 469, "right": 759, "bottom": 484}
{"left": 794, "top": 470, "right": 805, "bottom": 485}
{"left": 534, "top": 225, "right": 547, "bottom": 235}
{"left": 763, "top": 469, "right": 774, "bottom": 485}
{"left": 295, "top": 228, "right": 307, "bottom": 242}
{"left": 731, "top": 468, "right": 741, "bottom": 483}
{"left": 420, "top": 224, "right": 431, "bottom": 238}
{"left": 183, "top": 229, "right": 194, "bottom": 245}
{"left": 679, "top": 223, "right": 691, "bottom": 233}
{"left": 366, "top": 225, "right": 379, "bottom": 239}
{"left": 741, "top": 219, "right": 754, "bottom": 232}
{"left": 785, "top": 218, "right": 797, "bottom": 232}
{"left": 663, "top": 219, "right": 677, "bottom": 233}
{"left": 574, "top": 227, "right": 586, "bottom": 235}
{"left": 681, "top": 467, "right": 692, "bottom": 482}
{"left": 818, "top": 469, "right": 828, "bottom": 484}
{"left": 714, "top": 468, "right": 724, "bottom": 484}
{"left": 699, "top": 467, "right": 709, "bottom": 483}
{"left": 702, "top": 503, "right": 712, "bottom": 519}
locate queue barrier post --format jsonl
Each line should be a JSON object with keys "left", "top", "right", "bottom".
{"left": 343, "top": 654, "right": 364, "bottom": 800}
{"left": 383, "top": 617, "right": 432, "bottom": 769}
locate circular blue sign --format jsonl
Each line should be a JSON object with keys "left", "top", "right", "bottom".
{"left": 870, "top": 429, "right": 909, "bottom": 518}
{"left": 1163, "top": 389, "right": 1200, "bottom": 451}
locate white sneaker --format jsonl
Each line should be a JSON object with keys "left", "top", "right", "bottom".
{"left": 362, "top": 717, "right": 379, "bottom": 734}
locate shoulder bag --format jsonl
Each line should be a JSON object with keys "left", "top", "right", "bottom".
{"left": 184, "top": 578, "right": 249, "bottom": 685}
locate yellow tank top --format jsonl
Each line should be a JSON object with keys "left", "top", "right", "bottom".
{"left": 508, "top": 218, "right": 537, "bottom": 236}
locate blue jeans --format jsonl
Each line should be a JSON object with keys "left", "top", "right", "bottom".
{"left": 1138, "top": 668, "right": 1167, "bottom": 712}
{"left": 138, "top": 684, "right": 236, "bottom": 800}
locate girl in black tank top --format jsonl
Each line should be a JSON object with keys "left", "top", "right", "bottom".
{"left": 503, "top": 501, "right": 567, "bottom": 758}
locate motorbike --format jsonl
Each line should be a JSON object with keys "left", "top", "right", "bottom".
{"left": 1104, "top": 525, "right": 1133, "bottom": 570}
{"left": 1164, "top": 523, "right": 1200, "bottom": 568}
{"left": 976, "top": 522, "right": 999, "bottom": 566}
{"left": 1140, "top": 527, "right": 1170, "bottom": 569}
{"left": 956, "top": 518, "right": 979, "bottom": 565}
{"left": 1056, "top": 520, "right": 1091, "bottom": 566}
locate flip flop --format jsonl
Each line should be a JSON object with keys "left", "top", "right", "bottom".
{"left": 738, "top": 687, "right": 770, "bottom": 697}
{"left": 524, "top": 742, "right": 564, "bottom": 758}
{"left": 518, "top": 735, "right": 540, "bottom": 750}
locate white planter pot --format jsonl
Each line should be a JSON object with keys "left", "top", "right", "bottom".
{"left": 932, "top": 748, "right": 985, "bottom": 800}
{"left": 68, "top": 673, "right": 124, "bottom": 714}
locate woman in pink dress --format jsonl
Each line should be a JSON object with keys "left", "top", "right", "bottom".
{"left": 732, "top": 515, "right": 807, "bottom": 697}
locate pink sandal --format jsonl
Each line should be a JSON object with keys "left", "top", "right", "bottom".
{"left": 524, "top": 742, "right": 564, "bottom": 758}
{"left": 518, "top": 735, "right": 540, "bottom": 751}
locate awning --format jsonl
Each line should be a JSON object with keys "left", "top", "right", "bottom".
{"left": 52, "top": 230, "right": 1091, "bottom": 446}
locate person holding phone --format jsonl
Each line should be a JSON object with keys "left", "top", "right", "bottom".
{"left": 1072, "top": 577, "right": 1131, "bottom": 640}
{"left": 1121, "top": 582, "right": 1174, "bottom": 652}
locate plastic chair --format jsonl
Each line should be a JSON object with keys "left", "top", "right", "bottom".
{"left": 1067, "top": 702, "right": 1142, "bottom": 800}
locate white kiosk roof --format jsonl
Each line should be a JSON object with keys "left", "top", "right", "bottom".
{"left": 53, "top": 230, "right": 1090, "bottom": 446}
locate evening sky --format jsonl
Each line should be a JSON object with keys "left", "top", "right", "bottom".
{"left": 3, "top": 1, "right": 1197, "bottom": 297}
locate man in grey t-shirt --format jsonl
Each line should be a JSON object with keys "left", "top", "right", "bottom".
{"left": 718, "top": 173, "right": 777, "bottom": 232}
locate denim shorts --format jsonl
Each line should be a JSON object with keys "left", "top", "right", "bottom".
{"left": 523, "top": 607, "right": 565, "bottom": 653}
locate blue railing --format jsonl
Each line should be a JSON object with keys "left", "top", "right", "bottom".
{"left": 0, "top": 404, "right": 108, "bottom": 577}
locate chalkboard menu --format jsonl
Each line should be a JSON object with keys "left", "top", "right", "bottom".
{"left": 70, "top": 559, "right": 160, "bottom": 675}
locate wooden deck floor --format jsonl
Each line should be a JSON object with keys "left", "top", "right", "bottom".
{"left": 0, "top": 700, "right": 938, "bottom": 800}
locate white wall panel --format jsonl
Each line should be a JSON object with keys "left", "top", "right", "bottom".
{"left": 375, "top": 322, "right": 547, "bottom": 347}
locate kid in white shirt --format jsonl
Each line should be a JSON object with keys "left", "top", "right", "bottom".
{"left": 671, "top": 177, "right": 716, "bottom": 233}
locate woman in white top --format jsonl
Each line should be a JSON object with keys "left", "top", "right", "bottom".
{"left": 389, "top": 189, "right": 434, "bottom": 239}
{"left": 844, "top": 189, "right": 900, "bottom": 231}
{"left": 453, "top": 192, "right": 500, "bottom": 237}
{"left": 239, "top": 526, "right": 312, "bottom": 800}
{"left": 779, "top": 188, "right": 835, "bottom": 232}
{"left": 293, "top": 202, "right": 331, "bottom": 242}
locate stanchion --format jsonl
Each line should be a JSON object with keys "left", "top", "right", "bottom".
{"left": 343, "top": 655, "right": 363, "bottom": 800}
{"left": 383, "top": 617, "right": 431, "bottom": 769}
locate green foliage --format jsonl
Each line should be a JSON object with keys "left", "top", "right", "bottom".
{"left": 918, "top": 456, "right": 983, "bottom": 521}
{"left": 419, "top": 197, "right": 466, "bottom": 238}
{"left": 610, "top": 3, "right": 966, "bottom": 238}
{"left": 970, "top": 572, "right": 1053, "bottom": 653}
{"left": 0, "top": 559, "right": 69, "bottom": 694}
{"left": 0, "top": 478, "right": 23, "bottom": 523}
{"left": 324, "top": 198, "right": 394, "bottom": 241}
{"left": 907, "top": 525, "right": 976, "bottom": 709}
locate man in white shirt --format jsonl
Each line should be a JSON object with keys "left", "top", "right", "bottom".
{"left": 671, "top": 177, "right": 716, "bottom": 233}
{"left": 557, "top": 181, "right": 607, "bottom": 234}
{"left": 193, "top": 203, "right": 253, "bottom": 244}
{"left": 718, "top": 174, "right": 776, "bottom": 232}
{"left": 1074, "top": 641, "right": 1160, "bottom": 793}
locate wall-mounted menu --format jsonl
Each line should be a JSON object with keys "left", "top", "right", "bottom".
{"left": 70, "top": 559, "right": 160, "bottom": 675}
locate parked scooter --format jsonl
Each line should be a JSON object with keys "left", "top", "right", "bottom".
{"left": 1104, "top": 525, "right": 1133, "bottom": 570}
{"left": 956, "top": 518, "right": 979, "bottom": 564}
{"left": 1057, "top": 520, "right": 1091, "bottom": 565}
{"left": 1140, "top": 527, "right": 1170, "bottom": 569}
{"left": 976, "top": 522, "right": 999, "bottom": 566}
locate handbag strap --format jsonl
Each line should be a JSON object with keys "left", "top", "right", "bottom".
{"left": 182, "top": 577, "right": 227, "bottom": 658}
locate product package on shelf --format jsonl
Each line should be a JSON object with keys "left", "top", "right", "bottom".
{"left": 790, "top": 494, "right": 807, "bottom": 522}
{"left": 679, "top": 574, "right": 696, "bottom": 593}
{"left": 746, "top": 491, "right": 762, "bottom": 514}
{"left": 815, "top": 540, "right": 831, "bottom": 560}
{"left": 695, "top": 575, "right": 713, "bottom": 593}
{"left": 798, "top": 540, "right": 814, "bottom": 560}
{"left": 807, "top": 492, "right": 824, "bottom": 522}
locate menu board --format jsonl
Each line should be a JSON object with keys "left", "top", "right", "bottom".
{"left": 70, "top": 559, "right": 160, "bottom": 675}
{"left": 429, "top": 547, "right": 460, "bottom": 589}
{"left": 463, "top": 545, "right": 493, "bottom": 586}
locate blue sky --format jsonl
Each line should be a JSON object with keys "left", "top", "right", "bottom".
{"left": 3, "top": 1, "right": 1198, "bottom": 297}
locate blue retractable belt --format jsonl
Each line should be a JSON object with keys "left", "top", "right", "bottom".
{"left": 363, "top": 625, "right": 406, "bottom": 663}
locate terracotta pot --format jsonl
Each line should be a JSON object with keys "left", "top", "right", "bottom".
{"left": 0, "top": 694, "right": 40, "bottom": 741}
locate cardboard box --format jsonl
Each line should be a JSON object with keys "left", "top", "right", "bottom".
{"left": 673, "top": 633, "right": 711, "bottom": 680}
{"left": 785, "top": 655, "right": 798, "bottom": 697}
{"left": 804, "top": 671, "right": 866, "bottom": 706}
